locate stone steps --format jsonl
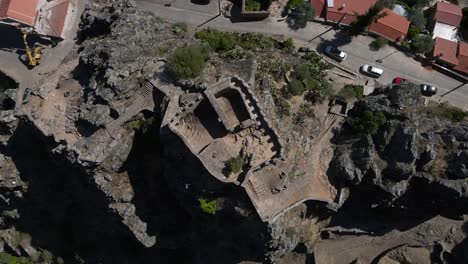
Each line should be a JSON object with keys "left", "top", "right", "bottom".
{"left": 249, "top": 177, "right": 270, "bottom": 200}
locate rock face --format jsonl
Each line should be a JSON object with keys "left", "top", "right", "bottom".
{"left": 0, "top": 1, "right": 274, "bottom": 263}
{"left": 328, "top": 86, "right": 468, "bottom": 215}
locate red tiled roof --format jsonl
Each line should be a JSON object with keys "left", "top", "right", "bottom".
{"left": 327, "top": 0, "right": 378, "bottom": 18}
{"left": 454, "top": 41, "right": 468, "bottom": 74}
{"left": 369, "top": 8, "right": 410, "bottom": 41}
{"left": 0, "top": 0, "right": 70, "bottom": 38}
{"left": 433, "top": 37, "right": 459, "bottom": 65}
{"left": 0, "top": 0, "right": 10, "bottom": 18}
{"left": 36, "top": 0, "right": 70, "bottom": 38}
{"left": 1, "top": 0, "right": 39, "bottom": 25}
{"left": 311, "top": 0, "right": 325, "bottom": 18}
{"left": 434, "top": 1, "right": 462, "bottom": 27}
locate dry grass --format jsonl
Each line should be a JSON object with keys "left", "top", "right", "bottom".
{"left": 429, "top": 144, "right": 448, "bottom": 178}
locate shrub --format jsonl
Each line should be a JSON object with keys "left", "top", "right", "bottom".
{"left": 293, "top": 63, "right": 311, "bottom": 80}
{"left": 288, "top": 79, "right": 305, "bottom": 96}
{"left": 40, "top": 250, "right": 54, "bottom": 263}
{"left": 199, "top": 198, "right": 217, "bottom": 215}
{"left": 226, "top": 155, "right": 245, "bottom": 174}
{"left": 411, "top": 34, "right": 434, "bottom": 54}
{"left": 236, "top": 33, "right": 276, "bottom": 51}
{"left": 172, "top": 22, "right": 187, "bottom": 34}
{"left": 195, "top": 28, "right": 236, "bottom": 52}
{"left": 294, "top": 102, "right": 315, "bottom": 125}
{"left": 56, "top": 257, "right": 65, "bottom": 264}
{"left": 288, "top": 2, "right": 315, "bottom": 29}
{"left": 0, "top": 252, "right": 31, "bottom": 264}
{"left": 167, "top": 44, "right": 209, "bottom": 80}
{"left": 287, "top": 0, "right": 303, "bottom": 9}
{"left": 282, "top": 38, "right": 295, "bottom": 53}
{"left": 422, "top": 103, "right": 468, "bottom": 122}
{"left": 406, "top": 26, "right": 420, "bottom": 40}
{"left": 347, "top": 110, "right": 387, "bottom": 135}
{"left": 370, "top": 37, "right": 388, "bottom": 50}
{"left": 338, "top": 84, "right": 364, "bottom": 100}
{"left": 246, "top": 0, "right": 260, "bottom": 11}
{"left": 406, "top": 8, "right": 426, "bottom": 29}
{"left": 272, "top": 88, "right": 291, "bottom": 117}
{"left": 303, "top": 78, "right": 332, "bottom": 104}
{"left": 402, "top": 0, "right": 431, "bottom": 8}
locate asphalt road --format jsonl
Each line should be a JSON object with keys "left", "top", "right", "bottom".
{"left": 136, "top": 0, "right": 468, "bottom": 110}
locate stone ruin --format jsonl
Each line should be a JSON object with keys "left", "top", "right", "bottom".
{"left": 165, "top": 76, "right": 282, "bottom": 185}
{"left": 158, "top": 76, "right": 336, "bottom": 223}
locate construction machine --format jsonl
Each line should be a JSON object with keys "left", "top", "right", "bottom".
{"left": 22, "top": 30, "right": 44, "bottom": 68}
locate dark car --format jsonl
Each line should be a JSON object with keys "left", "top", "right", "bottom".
{"left": 325, "top": 46, "right": 347, "bottom": 61}
{"left": 421, "top": 84, "right": 438, "bottom": 96}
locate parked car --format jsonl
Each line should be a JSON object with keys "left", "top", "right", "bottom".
{"left": 360, "top": 64, "right": 383, "bottom": 77}
{"left": 421, "top": 84, "right": 438, "bottom": 96}
{"left": 392, "top": 77, "right": 409, "bottom": 84}
{"left": 325, "top": 46, "right": 347, "bottom": 61}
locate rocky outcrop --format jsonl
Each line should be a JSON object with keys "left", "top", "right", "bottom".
{"left": 328, "top": 85, "right": 468, "bottom": 216}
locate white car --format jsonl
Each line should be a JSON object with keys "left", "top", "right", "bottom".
{"left": 325, "top": 46, "right": 347, "bottom": 61}
{"left": 360, "top": 64, "right": 383, "bottom": 77}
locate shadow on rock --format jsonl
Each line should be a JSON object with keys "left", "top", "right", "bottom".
{"left": 5, "top": 119, "right": 180, "bottom": 263}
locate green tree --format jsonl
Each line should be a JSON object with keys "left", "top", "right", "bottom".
{"left": 226, "top": 155, "right": 245, "bottom": 174}
{"left": 406, "top": 25, "right": 420, "bottom": 40}
{"left": 40, "top": 250, "right": 54, "bottom": 264}
{"left": 199, "top": 198, "right": 217, "bottom": 215}
{"left": 350, "top": 1, "right": 385, "bottom": 36}
{"left": 406, "top": 8, "right": 426, "bottom": 29}
{"left": 347, "top": 110, "right": 387, "bottom": 135}
{"left": 287, "top": 0, "right": 303, "bottom": 10}
{"left": 245, "top": 0, "right": 261, "bottom": 11}
{"left": 288, "top": 79, "right": 305, "bottom": 96}
{"left": 167, "top": 45, "right": 209, "bottom": 80}
{"left": 288, "top": 2, "right": 315, "bottom": 29}
{"left": 370, "top": 37, "right": 388, "bottom": 50}
{"left": 304, "top": 78, "right": 331, "bottom": 104}
{"left": 403, "top": 0, "right": 431, "bottom": 8}
{"left": 293, "top": 63, "right": 311, "bottom": 80}
{"left": 411, "top": 34, "right": 434, "bottom": 54}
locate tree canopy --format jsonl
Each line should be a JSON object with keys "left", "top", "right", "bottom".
{"left": 350, "top": 1, "right": 385, "bottom": 36}
{"left": 287, "top": 2, "right": 315, "bottom": 29}
{"left": 167, "top": 45, "right": 210, "bottom": 80}
{"left": 406, "top": 8, "right": 426, "bottom": 29}
{"left": 411, "top": 34, "right": 434, "bottom": 54}
{"left": 347, "top": 110, "right": 387, "bottom": 135}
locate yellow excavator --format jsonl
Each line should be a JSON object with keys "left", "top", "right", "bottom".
{"left": 22, "top": 30, "right": 44, "bottom": 68}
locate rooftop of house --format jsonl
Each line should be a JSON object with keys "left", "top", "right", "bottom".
{"left": 434, "top": 1, "right": 462, "bottom": 27}
{"left": 454, "top": 41, "right": 468, "bottom": 74}
{"left": 0, "top": 0, "right": 71, "bottom": 38}
{"left": 0, "top": 0, "right": 39, "bottom": 25}
{"left": 373, "top": 8, "right": 411, "bottom": 34}
{"left": 327, "top": 0, "right": 377, "bottom": 15}
{"left": 433, "top": 37, "right": 459, "bottom": 65}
